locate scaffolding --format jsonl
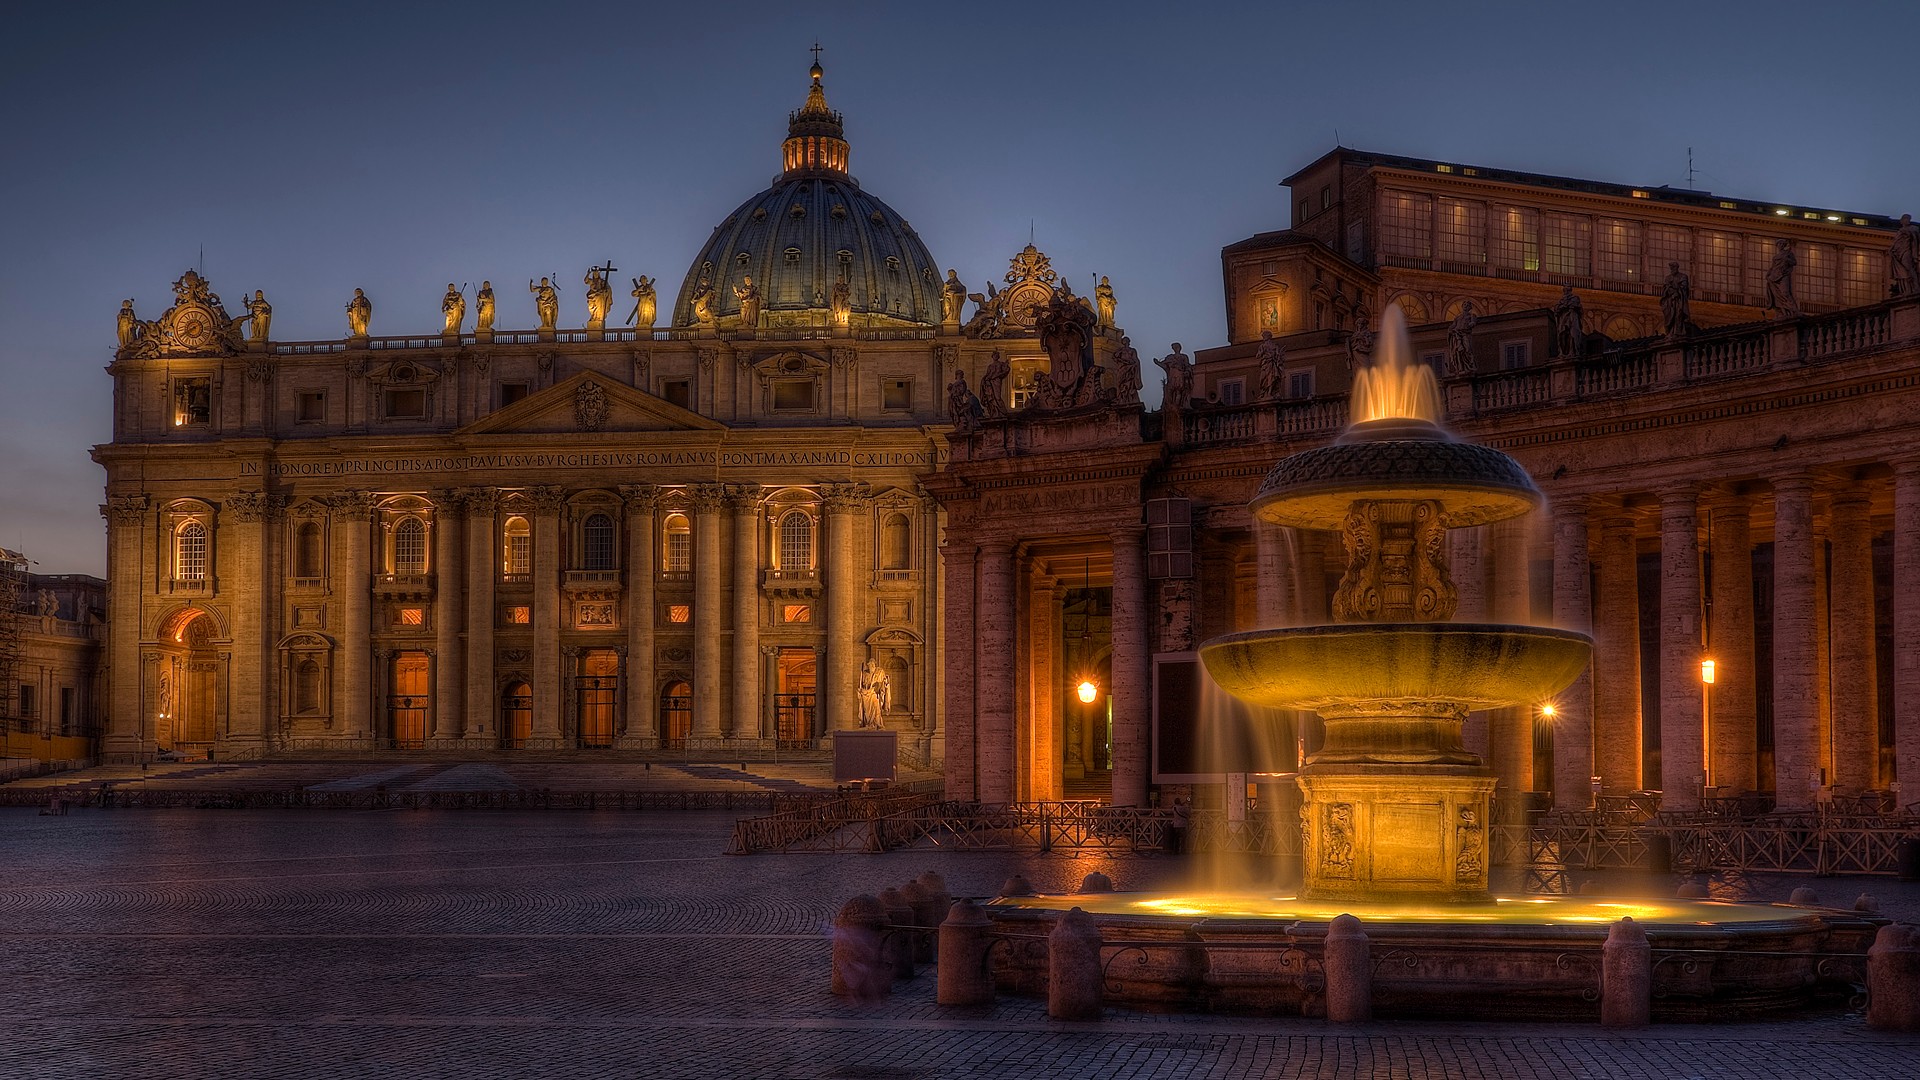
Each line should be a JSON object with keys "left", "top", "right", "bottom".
{"left": 0, "top": 548, "right": 24, "bottom": 733}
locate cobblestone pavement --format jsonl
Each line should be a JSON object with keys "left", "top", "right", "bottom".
{"left": 1, "top": 808, "right": 1916, "bottom": 1079}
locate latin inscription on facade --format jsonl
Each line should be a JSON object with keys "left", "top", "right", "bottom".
{"left": 242, "top": 448, "right": 945, "bottom": 477}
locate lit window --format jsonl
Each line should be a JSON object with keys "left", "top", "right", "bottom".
{"left": 667, "top": 604, "right": 691, "bottom": 624}
{"left": 173, "top": 378, "right": 212, "bottom": 427}
{"left": 176, "top": 522, "right": 208, "bottom": 581}
{"left": 1490, "top": 205, "right": 1540, "bottom": 273}
{"left": 582, "top": 513, "right": 615, "bottom": 571}
{"left": 1434, "top": 197, "right": 1486, "bottom": 270}
{"left": 663, "top": 514, "right": 691, "bottom": 572}
{"left": 1542, "top": 212, "right": 1591, "bottom": 278}
{"left": 1597, "top": 219, "right": 1643, "bottom": 286}
{"left": 1377, "top": 189, "right": 1433, "bottom": 263}
{"left": 778, "top": 511, "right": 812, "bottom": 571}
{"left": 396, "top": 607, "right": 425, "bottom": 626}
{"left": 392, "top": 518, "right": 426, "bottom": 573}
{"left": 782, "top": 604, "right": 812, "bottom": 623}
{"left": 504, "top": 605, "right": 531, "bottom": 625}
{"left": 503, "top": 516, "right": 531, "bottom": 575}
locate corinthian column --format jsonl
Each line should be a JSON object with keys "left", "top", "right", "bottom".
{"left": 1550, "top": 496, "right": 1595, "bottom": 809}
{"left": 223, "top": 490, "right": 280, "bottom": 751}
{"left": 463, "top": 488, "right": 498, "bottom": 743}
{"left": 1657, "top": 486, "right": 1703, "bottom": 811}
{"left": 1028, "top": 572, "right": 1058, "bottom": 802}
{"left": 822, "top": 483, "right": 867, "bottom": 733}
{"left": 1706, "top": 493, "right": 1757, "bottom": 794}
{"left": 975, "top": 539, "right": 1015, "bottom": 803}
{"left": 529, "top": 486, "right": 565, "bottom": 741}
{"left": 1592, "top": 513, "right": 1642, "bottom": 792}
{"left": 431, "top": 489, "right": 464, "bottom": 742}
{"left": 622, "top": 485, "right": 657, "bottom": 744}
{"left": 1111, "top": 526, "right": 1149, "bottom": 807}
{"left": 941, "top": 537, "right": 978, "bottom": 800}
{"left": 1253, "top": 521, "right": 1292, "bottom": 628}
{"left": 102, "top": 495, "right": 150, "bottom": 761}
{"left": 691, "top": 484, "right": 726, "bottom": 740}
{"left": 332, "top": 491, "right": 375, "bottom": 738}
{"left": 1828, "top": 484, "right": 1879, "bottom": 793}
{"left": 729, "top": 485, "right": 763, "bottom": 740}
{"left": 1772, "top": 476, "right": 1820, "bottom": 810}
{"left": 1896, "top": 459, "right": 1920, "bottom": 806}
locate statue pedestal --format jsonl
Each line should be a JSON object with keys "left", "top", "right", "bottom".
{"left": 1298, "top": 766, "right": 1495, "bottom": 904}
{"left": 833, "top": 730, "right": 897, "bottom": 786}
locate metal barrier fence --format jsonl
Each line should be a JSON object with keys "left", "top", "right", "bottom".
{"left": 0, "top": 786, "right": 791, "bottom": 812}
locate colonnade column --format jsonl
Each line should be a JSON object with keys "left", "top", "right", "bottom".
{"left": 463, "top": 488, "right": 498, "bottom": 743}
{"left": 940, "top": 538, "right": 978, "bottom": 800}
{"left": 431, "top": 490, "right": 464, "bottom": 741}
{"left": 1253, "top": 521, "right": 1292, "bottom": 627}
{"left": 1449, "top": 525, "right": 1490, "bottom": 761}
{"left": 730, "top": 485, "right": 763, "bottom": 740}
{"left": 1657, "top": 486, "right": 1704, "bottom": 811}
{"left": 691, "top": 485, "right": 726, "bottom": 740}
{"left": 530, "top": 486, "right": 564, "bottom": 741}
{"left": 1489, "top": 516, "right": 1534, "bottom": 795}
{"left": 102, "top": 495, "right": 149, "bottom": 759}
{"left": 975, "top": 539, "right": 1016, "bottom": 803}
{"left": 1110, "top": 527, "right": 1149, "bottom": 808}
{"left": 1895, "top": 459, "right": 1920, "bottom": 806}
{"left": 622, "top": 486, "right": 657, "bottom": 744}
{"left": 1027, "top": 573, "right": 1058, "bottom": 802}
{"left": 1772, "top": 476, "right": 1820, "bottom": 810}
{"left": 1550, "top": 496, "right": 1595, "bottom": 809}
{"left": 334, "top": 491, "right": 374, "bottom": 738}
{"left": 1592, "top": 514, "right": 1642, "bottom": 792}
{"left": 1706, "top": 494, "right": 1757, "bottom": 794}
{"left": 1828, "top": 484, "right": 1879, "bottom": 793}
{"left": 822, "top": 484, "right": 866, "bottom": 733}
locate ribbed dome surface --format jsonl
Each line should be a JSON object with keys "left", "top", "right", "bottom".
{"left": 672, "top": 178, "right": 941, "bottom": 329}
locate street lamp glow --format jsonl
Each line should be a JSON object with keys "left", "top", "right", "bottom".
{"left": 1701, "top": 659, "right": 1716, "bottom": 685}
{"left": 1077, "top": 680, "right": 1099, "bottom": 704}
{"left": 1538, "top": 703, "right": 1556, "bottom": 719}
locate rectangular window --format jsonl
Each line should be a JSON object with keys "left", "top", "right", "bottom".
{"left": 1377, "top": 190, "right": 1433, "bottom": 264}
{"left": 1840, "top": 248, "right": 1885, "bottom": 307}
{"left": 1542, "top": 212, "right": 1591, "bottom": 279}
{"left": 395, "top": 607, "right": 425, "bottom": 627}
{"left": 772, "top": 379, "right": 816, "bottom": 411}
{"left": 503, "top": 605, "right": 531, "bottom": 625}
{"left": 1287, "top": 370, "right": 1314, "bottom": 399}
{"left": 1500, "top": 340, "right": 1531, "bottom": 369}
{"left": 663, "top": 380, "right": 691, "bottom": 409}
{"left": 499, "top": 383, "right": 531, "bottom": 408}
{"left": 1799, "top": 243, "right": 1837, "bottom": 305}
{"left": 1419, "top": 351, "right": 1446, "bottom": 373}
{"left": 1216, "top": 378, "right": 1244, "bottom": 406}
{"left": 1490, "top": 205, "right": 1540, "bottom": 274}
{"left": 1743, "top": 236, "right": 1779, "bottom": 303}
{"left": 1597, "top": 219, "right": 1643, "bottom": 287}
{"left": 59, "top": 687, "right": 74, "bottom": 734}
{"left": 17, "top": 684, "right": 33, "bottom": 718}
{"left": 666, "top": 604, "right": 691, "bottom": 624}
{"left": 172, "top": 377, "right": 212, "bottom": 427}
{"left": 1298, "top": 199, "right": 1310, "bottom": 223}
{"left": 666, "top": 531, "right": 691, "bottom": 572}
{"left": 1434, "top": 197, "right": 1486, "bottom": 273}
{"left": 1320, "top": 185, "right": 1332, "bottom": 210}
{"left": 1646, "top": 225, "right": 1692, "bottom": 288}
{"left": 295, "top": 391, "right": 325, "bottom": 423}
{"left": 1697, "top": 231, "right": 1741, "bottom": 299}
{"left": 881, "top": 378, "right": 912, "bottom": 410}
{"left": 506, "top": 534, "right": 531, "bottom": 576}
{"left": 383, "top": 388, "right": 427, "bottom": 419}
{"left": 782, "top": 604, "right": 812, "bottom": 624}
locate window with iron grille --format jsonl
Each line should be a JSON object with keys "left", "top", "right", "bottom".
{"left": 176, "top": 522, "right": 208, "bottom": 580}
{"left": 392, "top": 518, "right": 427, "bottom": 573}
{"left": 582, "top": 513, "right": 615, "bottom": 570}
{"left": 778, "top": 511, "right": 812, "bottom": 570}
{"left": 503, "top": 517, "right": 531, "bottom": 575}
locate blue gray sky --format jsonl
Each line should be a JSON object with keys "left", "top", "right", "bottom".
{"left": 3, "top": 0, "right": 1915, "bottom": 575}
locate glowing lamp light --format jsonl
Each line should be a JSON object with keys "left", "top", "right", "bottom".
{"left": 1701, "top": 659, "right": 1716, "bottom": 685}
{"left": 1538, "top": 703, "right": 1556, "bottom": 720}
{"left": 1077, "top": 680, "right": 1099, "bottom": 704}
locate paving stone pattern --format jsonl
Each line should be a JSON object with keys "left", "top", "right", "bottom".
{"left": 1, "top": 809, "right": 1917, "bottom": 1079}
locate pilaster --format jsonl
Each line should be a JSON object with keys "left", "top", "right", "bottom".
{"left": 1110, "top": 526, "right": 1149, "bottom": 807}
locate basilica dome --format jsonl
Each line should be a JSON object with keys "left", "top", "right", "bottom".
{"left": 671, "top": 61, "right": 942, "bottom": 331}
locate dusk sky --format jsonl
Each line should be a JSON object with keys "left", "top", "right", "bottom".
{"left": 3, "top": 0, "right": 1915, "bottom": 576}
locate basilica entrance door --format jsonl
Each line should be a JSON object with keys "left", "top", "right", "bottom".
{"left": 501, "top": 682, "right": 532, "bottom": 749}
{"left": 660, "top": 682, "right": 691, "bottom": 748}
{"left": 576, "top": 649, "right": 618, "bottom": 749}
{"left": 774, "top": 647, "right": 816, "bottom": 744}
{"left": 388, "top": 652, "right": 429, "bottom": 748}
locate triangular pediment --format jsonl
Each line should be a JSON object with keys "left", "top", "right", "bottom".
{"left": 458, "top": 372, "right": 726, "bottom": 435}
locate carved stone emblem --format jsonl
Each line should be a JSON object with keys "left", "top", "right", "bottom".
{"left": 118, "top": 269, "right": 244, "bottom": 360}
{"left": 575, "top": 380, "right": 610, "bottom": 432}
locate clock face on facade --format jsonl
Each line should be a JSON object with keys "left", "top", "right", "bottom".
{"left": 171, "top": 305, "right": 215, "bottom": 350}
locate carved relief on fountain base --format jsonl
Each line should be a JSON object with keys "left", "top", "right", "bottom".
{"left": 1297, "top": 769, "right": 1496, "bottom": 904}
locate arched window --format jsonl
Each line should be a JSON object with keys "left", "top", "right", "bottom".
{"left": 294, "top": 521, "right": 323, "bottom": 578}
{"left": 176, "top": 522, "right": 208, "bottom": 581}
{"left": 778, "top": 511, "right": 812, "bottom": 570}
{"left": 294, "top": 658, "right": 322, "bottom": 714}
{"left": 392, "top": 518, "right": 427, "bottom": 573}
{"left": 880, "top": 513, "right": 911, "bottom": 570}
{"left": 503, "top": 516, "right": 531, "bottom": 575}
{"left": 582, "top": 513, "right": 615, "bottom": 571}
{"left": 663, "top": 514, "right": 691, "bottom": 572}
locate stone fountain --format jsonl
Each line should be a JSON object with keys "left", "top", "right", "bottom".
{"left": 973, "top": 307, "right": 1882, "bottom": 1021}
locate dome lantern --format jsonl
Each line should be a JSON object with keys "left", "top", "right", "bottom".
{"left": 783, "top": 51, "right": 849, "bottom": 178}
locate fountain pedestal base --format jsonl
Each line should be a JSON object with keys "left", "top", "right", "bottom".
{"left": 1299, "top": 767, "right": 1496, "bottom": 904}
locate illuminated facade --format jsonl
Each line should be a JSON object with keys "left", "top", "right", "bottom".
{"left": 936, "top": 151, "right": 1920, "bottom": 813}
{"left": 92, "top": 61, "right": 1136, "bottom": 766}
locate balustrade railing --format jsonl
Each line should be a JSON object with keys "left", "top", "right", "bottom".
{"left": 1804, "top": 306, "right": 1891, "bottom": 358}
{"left": 1181, "top": 407, "right": 1258, "bottom": 445}
{"left": 1575, "top": 352, "right": 1658, "bottom": 395}
{"left": 1274, "top": 398, "right": 1347, "bottom": 438}
{"left": 1684, "top": 331, "right": 1769, "bottom": 378}
{"left": 1473, "top": 369, "right": 1550, "bottom": 411}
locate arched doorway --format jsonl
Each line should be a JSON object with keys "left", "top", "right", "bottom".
{"left": 156, "top": 608, "right": 221, "bottom": 755}
{"left": 388, "top": 651, "right": 429, "bottom": 748}
{"left": 659, "top": 681, "right": 691, "bottom": 748}
{"left": 774, "top": 647, "right": 816, "bottom": 743}
{"left": 501, "top": 682, "right": 532, "bottom": 749}
{"left": 576, "top": 649, "right": 618, "bottom": 748}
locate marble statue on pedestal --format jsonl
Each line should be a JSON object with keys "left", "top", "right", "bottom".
{"left": 1155, "top": 344, "right": 1193, "bottom": 411}
{"left": 1551, "top": 285, "right": 1582, "bottom": 357}
{"left": 442, "top": 284, "right": 466, "bottom": 336}
{"left": 346, "top": 289, "right": 372, "bottom": 337}
{"left": 584, "top": 267, "right": 613, "bottom": 331}
{"left": 1766, "top": 240, "right": 1801, "bottom": 318}
{"left": 1661, "top": 263, "right": 1692, "bottom": 338}
{"left": 1444, "top": 302, "right": 1477, "bottom": 377}
{"left": 1113, "top": 336, "right": 1143, "bottom": 405}
{"left": 530, "top": 277, "right": 560, "bottom": 331}
{"left": 629, "top": 276, "right": 657, "bottom": 330}
{"left": 734, "top": 275, "right": 762, "bottom": 330}
{"left": 941, "top": 270, "right": 967, "bottom": 326}
{"left": 1890, "top": 214, "right": 1920, "bottom": 298}
{"left": 857, "top": 659, "right": 889, "bottom": 729}
{"left": 946, "top": 369, "right": 983, "bottom": 432}
{"left": 1095, "top": 275, "right": 1116, "bottom": 329}
{"left": 978, "top": 350, "right": 1010, "bottom": 419}
{"left": 1257, "top": 330, "right": 1286, "bottom": 400}
{"left": 475, "top": 282, "right": 495, "bottom": 333}
{"left": 116, "top": 300, "right": 138, "bottom": 348}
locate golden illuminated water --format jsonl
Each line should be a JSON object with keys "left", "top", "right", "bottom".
{"left": 994, "top": 892, "right": 1806, "bottom": 926}
{"left": 1348, "top": 305, "right": 1443, "bottom": 425}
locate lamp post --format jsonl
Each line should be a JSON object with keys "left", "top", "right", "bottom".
{"left": 1700, "top": 657, "right": 1715, "bottom": 801}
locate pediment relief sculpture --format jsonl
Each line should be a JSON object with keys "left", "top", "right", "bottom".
{"left": 749, "top": 349, "right": 831, "bottom": 381}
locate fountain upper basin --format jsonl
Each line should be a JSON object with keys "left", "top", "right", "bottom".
{"left": 1200, "top": 623, "right": 1592, "bottom": 712}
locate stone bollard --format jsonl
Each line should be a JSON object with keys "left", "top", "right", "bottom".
{"left": 1676, "top": 881, "right": 1708, "bottom": 898}
{"left": 831, "top": 895, "right": 890, "bottom": 1001}
{"left": 1856, "top": 894, "right": 1882, "bottom": 914}
{"left": 878, "top": 887, "right": 916, "bottom": 980}
{"left": 1048, "top": 907, "right": 1104, "bottom": 1020}
{"left": 902, "top": 880, "right": 937, "bottom": 963}
{"left": 937, "top": 899, "right": 995, "bottom": 1006}
{"left": 1789, "top": 886, "right": 1821, "bottom": 906}
{"left": 1868, "top": 924, "right": 1920, "bottom": 1031}
{"left": 1322, "top": 913, "right": 1372, "bottom": 1023}
{"left": 1078, "top": 872, "right": 1113, "bottom": 894}
{"left": 921, "top": 873, "right": 952, "bottom": 962}
{"left": 1000, "top": 874, "right": 1034, "bottom": 897}
{"left": 1601, "top": 917, "right": 1652, "bottom": 1028}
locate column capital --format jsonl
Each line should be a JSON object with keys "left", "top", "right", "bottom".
{"left": 225, "top": 491, "right": 286, "bottom": 524}
{"left": 1771, "top": 472, "right": 1817, "bottom": 496}
{"left": 1830, "top": 484, "right": 1874, "bottom": 512}
{"left": 103, "top": 493, "right": 150, "bottom": 525}
{"left": 460, "top": 486, "right": 501, "bottom": 515}
{"left": 689, "top": 483, "right": 728, "bottom": 512}
{"left": 725, "top": 483, "right": 764, "bottom": 511}
{"left": 618, "top": 483, "right": 659, "bottom": 515}
{"left": 429, "top": 488, "right": 466, "bottom": 515}
{"left": 820, "top": 482, "right": 871, "bottom": 514}
{"left": 1110, "top": 525, "right": 1146, "bottom": 547}
{"left": 1656, "top": 482, "right": 1698, "bottom": 508}
{"left": 527, "top": 486, "right": 567, "bottom": 515}
{"left": 326, "top": 490, "right": 376, "bottom": 520}
{"left": 1549, "top": 493, "right": 1590, "bottom": 519}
